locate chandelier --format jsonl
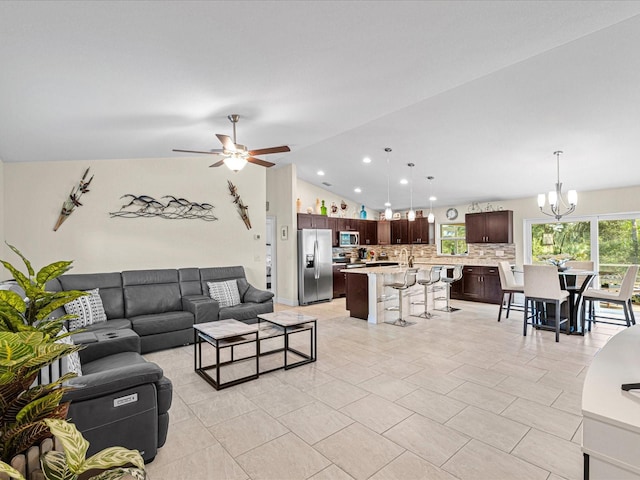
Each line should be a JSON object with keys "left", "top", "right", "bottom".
{"left": 384, "top": 148, "right": 393, "bottom": 220}
{"left": 537, "top": 151, "right": 577, "bottom": 221}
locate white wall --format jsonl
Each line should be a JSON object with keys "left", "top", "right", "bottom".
{"left": 266, "top": 164, "right": 297, "bottom": 305}
{"left": 0, "top": 158, "right": 4, "bottom": 259}
{"left": 296, "top": 179, "right": 377, "bottom": 220}
{"left": 2, "top": 157, "right": 267, "bottom": 286}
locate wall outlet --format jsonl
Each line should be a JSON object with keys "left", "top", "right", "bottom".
{"left": 478, "top": 250, "right": 484, "bottom": 256}
{"left": 496, "top": 250, "right": 504, "bottom": 257}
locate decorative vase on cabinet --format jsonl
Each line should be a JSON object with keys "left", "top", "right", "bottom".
{"left": 320, "top": 200, "right": 327, "bottom": 216}
{"left": 360, "top": 205, "right": 367, "bottom": 219}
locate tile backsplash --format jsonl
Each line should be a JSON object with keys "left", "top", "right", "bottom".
{"left": 333, "top": 243, "right": 515, "bottom": 266}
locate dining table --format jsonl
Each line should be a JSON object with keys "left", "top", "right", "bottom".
{"left": 515, "top": 267, "right": 597, "bottom": 335}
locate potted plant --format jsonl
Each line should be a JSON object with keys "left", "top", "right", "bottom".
{"left": 0, "top": 244, "right": 86, "bottom": 337}
{"left": 0, "top": 419, "right": 144, "bottom": 480}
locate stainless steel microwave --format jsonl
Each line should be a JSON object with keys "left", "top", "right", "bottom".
{"left": 339, "top": 231, "right": 360, "bottom": 247}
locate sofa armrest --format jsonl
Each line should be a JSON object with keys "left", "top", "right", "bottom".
{"left": 182, "top": 295, "right": 219, "bottom": 324}
{"left": 243, "top": 284, "right": 275, "bottom": 304}
{"left": 77, "top": 330, "right": 141, "bottom": 364}
{"left": 63, "top": 362, "right": 164, "bottom": 403}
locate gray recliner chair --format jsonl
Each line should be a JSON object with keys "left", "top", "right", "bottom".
{"left": 62, "top": 330, "right": 172, "bottom": 463}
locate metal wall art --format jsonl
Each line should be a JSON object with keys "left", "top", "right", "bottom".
{"left": 109, "top": 195, "right": 218, "bottom": 221}
{"left": 228, "top": 180, "right": 251, "bottom": 230}
{"left": 54, "top": 167, "right": 94, "bottom": 231}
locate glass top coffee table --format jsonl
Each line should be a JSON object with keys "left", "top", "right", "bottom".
{"left": 193, "top": 319, "right": 259, "bottom": 390}
{"left": 258, "top": 311, "right": 317, "bottom": 373}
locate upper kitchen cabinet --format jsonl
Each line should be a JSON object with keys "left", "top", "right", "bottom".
{"left": 337, "top": 218, "right": 360, "bottom": 232}
{"left": 409, "top": 217, "right": 434, "bottom": 244}
{"left": 297, "top": 213, "right": 329, "bottom": 230}
{"left": 465, "top": 210, "right": 513, "bottom": 243}
{"left": 359, "top": 220, "right": 377, "bottom": 246}
{"left": 390, "top": 219, "right": 410, "bottom": 244}
{"left": 377, "top": 221, "right": 391, "bottom": 245}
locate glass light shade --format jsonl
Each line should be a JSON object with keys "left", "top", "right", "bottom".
{"left": 224, "top": 156, "right": 248, "bottom": 172}
{"left": 428, "top": 212, "right": 435, "bottom": 223}
{"left": 548, "top": 190, "right": 558, "bottom": 206}
{"left": 384, "top": 207, "right": 393, "bottom": 220}
{"left": 408, "top": 209, "right": 415, "bottom": 221}
{"left": 537, "top": 193, "right": 546, "bottom": 208}
{"left": 568, "top": 189, "right": 578, "bottom": 205}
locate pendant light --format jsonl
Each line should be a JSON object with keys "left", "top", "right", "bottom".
{"left": 384, "top": 147, "right": 393, "bottom": 220}
{"left": 427, "top": 176, "right": 435, "bottom": 223}
{"left": 407, "top": 163, "right": 415, "bottom": 221}
{"left": 537, "top": 150, "right": 577, "bottom": 221}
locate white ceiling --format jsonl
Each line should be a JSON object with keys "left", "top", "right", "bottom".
{"left": 2, "top": 1, "right": 640, "bottom": 211}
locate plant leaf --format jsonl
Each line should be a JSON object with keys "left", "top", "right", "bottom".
{"left": 0, "top": 290, "right": 26, "bottom": 313}
{"left": 6, "top": 243, "right": 35, "bottom": 278}
{"left": 90, "top": 467, "right": 146, "bottom": 480}
{"left": 81, "top": 447, "right": 145, "bottom": 473}
{"left": 0, "top": 261, "right": 32, "bottom": 294}
{"left": 44, "top": 418, "right": 89, "bottom": 472}
{"left": 35, "top": 291, "right": 87, "bottom": 321}
{"left": 0, "top": 461, "right": 26, "bottom": 480}
{"left": 40, "top": 450, "right": 75, "bottom": 480}
{"left": 35, "top": 261, "right": 74, "bottom": 287}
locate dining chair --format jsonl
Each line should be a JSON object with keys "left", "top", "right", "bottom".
{"left": 581, "top": 264, "right": 638, "bottom": 331}
{"left": 523, "top": 264, "right": 570, "bottom": 342}
{"left": 436, "top": 265, "right": 463, "bottom": 312}
{"left": 497, "top": 261, "right": 524, "bottom": 322}
{"left": 414, "top": 266, "right": 442, "bottom": 318}
{"left": 384, "top": 268, "right": 419, "bottom": 327}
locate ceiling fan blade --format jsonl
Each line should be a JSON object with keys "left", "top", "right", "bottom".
{"left": 209, "top": 159, "right": 226, "bottom": 168}
{"left": 216, "top": 134, "right": 236, "bottom": 151}
{"left": 248, "top": 145, "right": 290, "bottom": 156}
{"left": 247, "top": 157, "right": 275, "bottom": 168}
{"left": 173, "top": 149, "right": 224, "bottom": 155}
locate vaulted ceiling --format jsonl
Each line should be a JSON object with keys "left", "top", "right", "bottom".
{"left": 1, "top": 1, "right": 640, "bottom": 211}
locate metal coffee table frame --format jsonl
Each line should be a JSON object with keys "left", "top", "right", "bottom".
{"left": 258, "top": 312, "right": 317, "bottom": 373}
{"left": 193, "top": 320, "right": 259, "bottom": 390}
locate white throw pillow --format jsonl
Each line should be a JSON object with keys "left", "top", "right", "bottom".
{"left": 207, "top": 280, "right": 241, "bottom": 308}
{"left": 64, "top": 288, "right": 107, "bottom": 331}
{"left": 56, "top": 326, "right": 82, "bottom": 377}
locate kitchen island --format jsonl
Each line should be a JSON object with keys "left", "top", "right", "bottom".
{"left": 343, "top": 264, "right": 447, "bottom": 324}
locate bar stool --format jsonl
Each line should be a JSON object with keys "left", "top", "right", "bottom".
{"left": 415, "top": 266, "right": 442, "bottom": 318}
{"left": 384, "top": 268, "right": 419, "bottom": 327}
{"left": 497, "top": 261, "right": 524, "bottom": 322}
{"left": 436, "top": 265, "right": 463, "bottom": 312}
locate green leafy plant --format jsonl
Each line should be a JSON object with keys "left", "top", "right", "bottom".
{"left": 0, "top": 419, "right": 145, "bottom": 480}
{"left": 0, "top": 244, "right": 86, "bottom": 337}
{"left": 0, "top": 331, "right": 81, "bottom": 463}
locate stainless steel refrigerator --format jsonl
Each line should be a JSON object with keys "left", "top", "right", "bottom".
{"left": 298, "top": 229, "right": 333, "bottom": 305}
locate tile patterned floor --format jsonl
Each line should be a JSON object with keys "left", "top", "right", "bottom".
{"left": 144, "top": 298, "right": 625, "bottom": 480}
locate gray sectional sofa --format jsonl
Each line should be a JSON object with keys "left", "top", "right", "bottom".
{"left": 47, "top": 265, "right": 274, "bottom": 353}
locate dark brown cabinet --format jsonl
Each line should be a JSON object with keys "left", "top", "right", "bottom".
{"left": 409, "top": 218, "right": 434, "bottom": 244}
{"left": 337, "top": 218, "right": 359, "bottom": 232}
{"left": 297, "top": 213, "right": 329, "bottom": 230}
{"left": 390, "top": 219, "right": 409, "bottom": 244}
{"left": 332, "top": 264, "right": 346, "bottom": 298}
{"left": 465, "top": 211, "right": 513, "bottom": 244}
{"left": 345, "top": 272, "right": 368, "bottom": 320}
{"left": 459, "top": 266, "right": 502, "bottom": 304}
{"left": 377, "top": 221, "right": 391, "bottom": 245}
{"left": 359, "top": 220, "right": 378, "bottom": 245}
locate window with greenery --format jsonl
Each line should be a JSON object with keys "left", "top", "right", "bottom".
{"left": 440, "top": 223, "right": 467, "bottom": 255}
{"left": 531, "top": 221, "right": 591, "bottom": 264}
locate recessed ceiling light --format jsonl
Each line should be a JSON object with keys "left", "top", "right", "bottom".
{"left": 317, "top": 170, "right": 325, "bottom": 176}
{"left": 400, "top": 179, "right": 408, "bottom": 185}
{"left": 354, "top": 187, "right": 362, "bottom": 193}
{"left": 363, "top": 157, "right": 371, "bottom": 164}
{"left": 429, "top": 196, "right": 437, "bottom": 202}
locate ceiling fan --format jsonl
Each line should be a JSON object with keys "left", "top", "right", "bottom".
{"left": 173, "top": 114, "right": 290, "bottom": 171}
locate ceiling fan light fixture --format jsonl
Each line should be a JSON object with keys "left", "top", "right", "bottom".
{"left": 223, "top": 156, "right": 248, "bottom": 172}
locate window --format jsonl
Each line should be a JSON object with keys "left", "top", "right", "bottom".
{"left": 440, "top": 223, "right": 467, "bottom": 255}
{"left": 531, "top": 221, "right": 591, "bottom": 264}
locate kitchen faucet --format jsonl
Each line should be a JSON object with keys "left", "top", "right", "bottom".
{"left": 399, "top": 247, "right": 408, "bottom": 266}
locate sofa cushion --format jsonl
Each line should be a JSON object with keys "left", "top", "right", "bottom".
{"left": 199, "top": 266, "right": 246, "bottom": 295}
{"left": 207, "top": 280, "right": 241, "bottom": 308}
{"left": 122, "top": 269, "right": 181, "bottom": 317}
{"left": 58, "top": 273, "right": 125, "bottom": 320}
{"left": 179, "top": 268, "right": 202, "bottom": 296}
{"left": 218, "top": 301, "right": 274, "bottom": 322}
{"left": 244, "top": 286, "right": 275, "bottom": 304}
{"left": 235, "top": 277, "right": 251, "bottom": 300}
{"left": 64, "top": 288, "right": 107, "bottom": 331}
{"left": 129, "top": 311, "right": 194, "bottom": 337}
{"left": 82, "top": 318, "right": 132, "bottom": 332}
